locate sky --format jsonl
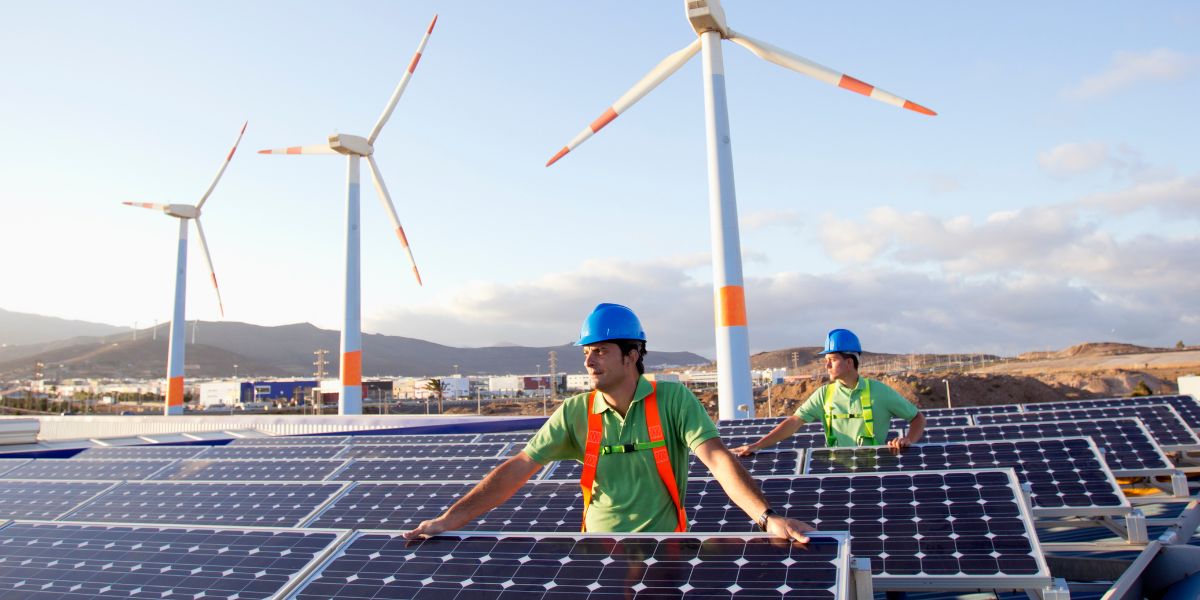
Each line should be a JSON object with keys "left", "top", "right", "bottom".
{"left": 2, "top": 1, "right": 1198, "bottom": 359}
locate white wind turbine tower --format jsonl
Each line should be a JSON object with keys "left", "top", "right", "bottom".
{"left": 123, "top": 121, "right": 246, "bottom": 416}
{"left": 259, "top": 15, "right": 436, "bottom": 415}
{"left": 546, "top": 1, "right": 935, "bottom": 420}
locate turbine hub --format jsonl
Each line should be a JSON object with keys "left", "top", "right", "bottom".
{"left": 685, "top": 0, "right": 729, "bottom": 36}
{"left": 329, "top": 134, "right": 374, "bottom": 156}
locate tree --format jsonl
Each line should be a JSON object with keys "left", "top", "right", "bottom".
{"left": 1177, "top": 340, "right": 1186, "bottom": 350}
{"left": 1130, "top": 381, "right": 1153, "bottom": 397}
{"left": 424, "top": 379, "right": 445, "bottom": 414}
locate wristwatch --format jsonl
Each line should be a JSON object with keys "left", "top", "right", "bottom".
{"left": 756, "top": 508, "right": 778, "bottom": 532}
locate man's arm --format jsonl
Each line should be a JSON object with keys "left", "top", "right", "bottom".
{"left": 730, "top": 415, "right": 806, "bottom": 456}
{"left": 694, "top": 437, "right": 813, "bottom": 543}
{"left": 403, "top": 452, "right": 543, "bottom": 539}
{"left": 888, "top": 412, "right": 925, "bottom": 449}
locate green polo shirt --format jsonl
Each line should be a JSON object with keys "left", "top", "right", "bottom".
{"left": 522, "top": 377, "right": 719, "bottom": 532}
{"left": 794, "top": 377, "right": 918, "bottom": 447}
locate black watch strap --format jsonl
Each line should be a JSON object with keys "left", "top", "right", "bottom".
{"left": 756, "top": 508, "right": 778, "bottom": 532}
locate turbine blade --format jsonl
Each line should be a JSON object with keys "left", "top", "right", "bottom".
{"left": 192, "top": 218, "right": 225, "bottom": 318}
{"left": 728, "top": 31, "right": 936, "bottom": 116}
{"left": 122, "top": 202, "right": 168, "bottom": 211}
{"left": 545, "top": 38, "right": 701, "bottom": 167}
{"left": 366, "top": 155, "right": 423, "bottom": 286}
{"left": 257, "top": 144, "right": 336, "bottom": 155}
{"left": 368, "top": 14, "right": 438, "bottom": 145}
{"left": 197, "top": 121, "right": 247, "bottom": 210}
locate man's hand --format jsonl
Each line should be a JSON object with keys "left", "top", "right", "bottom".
{"left": 887, "top": 435, "right": 914, "bottom": 452}
{"left": 730, "top": 444, "right": 757, "bottom": 457}
{"left": 403, "top": 517, "right": 449, "bottom": 541}
{"left": 765, "top": 515, "right": 813, "bottom": 544}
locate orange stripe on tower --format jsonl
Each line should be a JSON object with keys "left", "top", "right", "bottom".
{"left": 590, "top": 108, "right": 618, "bottom": 132}
{"left": 343, "top": 350, "right": 363, "bottom": 387}
{"left": 716, "top": 285, "right": 747, "bottom": 327}
{"left": 166, "top": 376, "right": 184, "bottom": 407}
{"left": 902, "top": 100, "right": 937, "bottom": 116}
{"left": 838, "top": 75, "right": 874, "bottom": 97}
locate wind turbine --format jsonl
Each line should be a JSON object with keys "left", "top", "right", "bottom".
{"left": 123, "top": 121, "right": 246, "bottom": 416}
{"left": 545, "top": 0, "right": 934, "bottom": 420}
{"left": 259, "top": 15, "right": 436, "bottom": 415}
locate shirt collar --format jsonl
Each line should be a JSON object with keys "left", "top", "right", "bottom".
{"left": 834, "top": 376, "right": 865, "bottom": 392}
{"left": 591, "top": 376, "right": 652, "bottom": 414}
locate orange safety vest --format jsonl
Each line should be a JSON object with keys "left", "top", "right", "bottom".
{"left": 579, "top": 381, "right": 687, "bottom": 532}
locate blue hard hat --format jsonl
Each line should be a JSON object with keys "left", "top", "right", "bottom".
{"left": 576, "top": 303, "right": 646, "bottom": 346}
{"left": 819, "top": 328, "right": 862, "bottom": 355}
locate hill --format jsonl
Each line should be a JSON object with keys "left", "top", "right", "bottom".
{"left": 0, "top": 308, "right": 124, "bottom": 347}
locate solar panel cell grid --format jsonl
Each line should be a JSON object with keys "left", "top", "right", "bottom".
{"left": 722, "top": 433, "right": 827, "bottom": 450}
{"left": 227, "top": 436, "right": 349, "bottom": 445}
{"left": 1024, "top": 395, "right": 1200, "bottom": 428}
{"left": 0, "top": 481, "right": 115, "bottom": 520}
{"left": 150, "top": 459, "right": 349, "bottom": 481}
{"left": 476, "top": 432, "right": 537, "bottom": 443}
{"left": 62, "top": 481, "right": 345, "bottom": 527}
{"left": 0, "top": 522, "right": 339, "bottom": 600}
{"left": 72, "top": 446, "right": 207, "bottom": 460}
{"left": 896, "top": 416, "right": 970, "bottom": 429}
{"left": 805, "top": 438, "right": 1128, "bottom": 516}
{"left": 197, "top": 445, "right": 345, "bottom": 460}
{"left": 0, "top": 459, "right": 174, "bottom": 481}
{"left": 291, "top": 532, "right": 848, "bottom": 599}
{"left": 332, "top": 458, "right": 519, "bottom": 482}
{"left": 544, "top": 450, "right": 802, "bottom": 481}
{"left": 348, "top": 434, "right": 482, "bottom": 444}
{"left": 920, "top": 405, "right": 1022, "bottom": 417}
{"left": 975, "top": 404, "right": 1200, "bottom": 449}
{"left": 338, "top": 442, "right": 509, "bottom": 459}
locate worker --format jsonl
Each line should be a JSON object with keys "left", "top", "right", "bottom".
{"left": 732, "top": 328, "right": 925, "bottom": 455}
{"left": 404, "top": 303, "right": 813, "bottom": 542}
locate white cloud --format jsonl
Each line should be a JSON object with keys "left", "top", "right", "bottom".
{"left": 1037, "top": 141, "right": 1112, "bottom": 177}
{"left": 1064, "top": 48, "right": 1197, "bottom": 99}
{"left": 741, "top": 209, "right": 805, "bottom": 231}
{"left": 1079, "top": 175, "right": 1200, "bottom": 217}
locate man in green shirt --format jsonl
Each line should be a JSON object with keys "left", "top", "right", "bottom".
{"left": 404, "top": 303, "right": 813, "bottom": 542}
{"left": 732, "top": 328, "right": 925, "bottom": 455}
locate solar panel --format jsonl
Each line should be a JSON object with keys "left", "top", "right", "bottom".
{"left": 0, "top": 480, "right": 116, "bottom": 519}
{"left": 1024, "top": 395, "right": 1200, "bottom": 428}
{"left": 805, "top": 438, "right": 1128, "bottom": 517}
{"left": 197, "top": 445, "right": 345, "bottom": 460}
{"left": 911, "top": 417, "right": 1174, "bottom": 477}
{"left": 349, "top": 434, "right": 482, "bottom": 444}
{"left": 72, "top": 446, "right": 207, "bottom": 460}
{"left": 332, "top": 458, "right": 528, "bottom": 482}
{"left": 687, "top": 469, "right": 1052, "bottom": 588}
{"left": 0, "top": 459, "right": 174, "bottom": 481}
{"left": 0, "top": 521, "right": 340, "bottom": 600}
{"left": 975, "top": 404, "right": 1200, "bottom": 450}
{"left": 227, "top": 435, "right": 349, "bottom": 445}
{"left": 717, "top": 417, "right": 788, "bottom": 426}
{"left": 476, "top": 432, "right": 537, "bottom": 443}
{"left": 290, "top": 531, "right": 850, "bottom": 599}
{"left": 544, "top": 450, "right": 803, "bottom": 481}
{"left": 921, "top": 405, "right": 1022, "bottom": 417}
{"left": 721, "top": 433, "right": 829, "bottom": 451}
{"left": 897, "top": 416, "right": 970, "bottom": 428}
{"left": 62, "top": 481, "right": 346, "bottom": 527}
{"left": 0, "top": 459, "right": 30, "bottom": 476}
{"left": 150, "top": 459, "right": 350, "bottom": 481}
{"left": 339, "top": 442, "right": 509, "bottom": 459}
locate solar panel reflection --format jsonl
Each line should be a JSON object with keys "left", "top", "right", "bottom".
{"left": 72, "top": 446, "right": 207, "bottom": 460}
{"left": 291, "top": 532, "right": 848, "bottom": 599}
{"left": 62, "top": 481, "right": 344, "bottom": 527}
{"left": 0, "top": 522, "right": 339, "bottom": 600}
{"left": 976, "top": 404, "right": 1200, "bottom": 450}
{"left": 0, "top": 459, "right": 173, "bottom": 481}
{"left": 333, "top": 458, "right": 520, "bottom": 482}
{"left": 0, "top": 481, "right": 115, "bottom": 520}
{"left": 339, "top": 443, "right": 508, "bottom": 459}
{"left": 150, "top": 459, "right": 348, "bottom": 481}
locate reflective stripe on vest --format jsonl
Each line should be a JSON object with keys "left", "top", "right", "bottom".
{"left": 822, "top": 378, "right": 873, "bottom": 447}
{"left": 578, "top": 381, "right": 687, "bottom": 532}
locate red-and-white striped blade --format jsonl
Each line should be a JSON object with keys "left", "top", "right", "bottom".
{"left": 368, "top": 14, "right": 438, "bottom": 145}
{"left": 546, "top": 38, "right": 702, "bottom": 167}
{"left": 192, "top": 218, "right": 225, "bottom": 317}
{"left": 728, "top": 31, "right": 936, "bottom": 116}
{"left": 366, "top": 155, "right": 423, "bottom": 286}
{"left": 122, "top": 202, "right": 168, "bottom": 211}
{"left": 257, "top": 144, "right": 336, "bottom": 155}
{"left": 197, "top": 121, "right": 247, "bottom": 210}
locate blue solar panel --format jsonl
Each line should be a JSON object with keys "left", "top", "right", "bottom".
{"left": 0, "top": 459, "right": 30, "bottom": 476}
{"left": 805, "top": 438, "right": 1128, "bottom": 517}
{"left": 911, "top": 417, "right": 1173, "bottom": 476}
{"left": 544, "top": 450, "right": 803, "bottom": 481}
{"left": 197, "top": 445, "right": 345, "bottom": 460}
{"left": 1024, "top": 395, "right": 1200, "bottom": 428}
{"left": 477, "top": 432, "right": 537, "bottom": 444}
{"left": 895, "top": 415, "right": 970, "bottom": 429}
{"left": 149, "top": 459, "right": 349, "bottom": 481}
{"left": 290, "top": 532, "right": 850, "bottom": 599}
{"left": 227, "top": 435, "right": 349, "bottom": 445}
{"left": 976, "top": 404, "right": 1200, "bottom": 450}
{"left": 333, "top": 458, "right": 534, "bottom": 482}
{"left": 339, "top": 443, "right": 509, "bottom": 459}
{"left": 722, "top": 433, "right": 830, "bottom": 450}
{"left": 0, "top": 460, "right": 173, "bottom": 481}
{"left": 0, "top": 522, "right": 339, "bottom": 600}
{"left": 0, "top": 481, "right": 116, "bottom": 519}
{"left": 920, "top": 405, "right": 1021, "bottom": 417}
{"left": 62, "top": 481, "right": 345, "bottom": 526}
{"left": 72, "top": 446, "right": 207, "bottom": 460}
{"left": 349, "top": 434, "right": 482, "bottom": 444}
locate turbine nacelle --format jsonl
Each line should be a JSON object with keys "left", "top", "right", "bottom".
{"left": 329, "top": 133, "right": 374, "bottom": 157}
{"left": 685, "top": 0, "right": 729, "bottom": 37}
{"left": 165, "top": 204, "right": 200, "bottom": 219}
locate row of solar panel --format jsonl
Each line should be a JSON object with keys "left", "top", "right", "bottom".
{"left": 0, "top": 466, "right": 1055, "bottom": 586}
{"left": 59, "top": 441, "right": 520, "bottom": 461}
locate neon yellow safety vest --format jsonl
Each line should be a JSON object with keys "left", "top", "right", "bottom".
{"left": 822, "top": 378, "right": 873, "bottom": 447}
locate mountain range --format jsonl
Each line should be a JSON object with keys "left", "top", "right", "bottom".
{"left": 0, "top": 309, "right": 709, "bottom": 379}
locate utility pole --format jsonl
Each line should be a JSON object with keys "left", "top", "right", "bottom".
{"left": 790, "top": 351, "right": 799, "bottom": 375}
{"left": 32, "top": 361, "right": 45, "bottom": 412}
{"left": 547, "top": 351, "right": 557, "bottom": 416}
{"left": 313, "top": 349, "right": 329, "bottom": 415}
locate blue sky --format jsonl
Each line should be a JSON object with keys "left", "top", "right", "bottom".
{"left": 2, "top": 1, "right": 1197, "bottom": 358}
